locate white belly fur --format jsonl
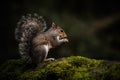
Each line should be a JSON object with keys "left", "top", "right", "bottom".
{"left": 43, "top": 45, "right": 49, "bottom": 58}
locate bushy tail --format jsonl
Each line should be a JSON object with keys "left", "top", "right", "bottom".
{"left": 15, "top": 14, "right": 47, "bottom": 60}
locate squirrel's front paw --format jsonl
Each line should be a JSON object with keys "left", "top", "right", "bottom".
{"left": 48, "top": 58, "right": 55, "bottom": 61}
{"left": 44, "top": 58, "right": 55, "bottom": 62}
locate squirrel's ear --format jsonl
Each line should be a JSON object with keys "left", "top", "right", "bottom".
{"left": 52, "top": 22, "right": 57, "bottom": 29}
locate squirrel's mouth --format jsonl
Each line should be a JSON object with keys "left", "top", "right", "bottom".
{"left": 57, "top": 36, "right": 69, "bottom": 43}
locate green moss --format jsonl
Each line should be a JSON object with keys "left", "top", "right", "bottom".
{"left": 0, "top": 56, "right": 120, "bottom": 80}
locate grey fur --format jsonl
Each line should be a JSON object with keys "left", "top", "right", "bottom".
{"left": 15, "top": 14, "right": 68, "bottom": 65}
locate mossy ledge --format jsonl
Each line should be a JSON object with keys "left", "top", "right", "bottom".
{"left": 0, "top": 56, "right": 120, "bottom": 80}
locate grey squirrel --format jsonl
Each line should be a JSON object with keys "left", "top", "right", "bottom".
{"left": 15, "top": 14, "right": 68, "bottom": 65}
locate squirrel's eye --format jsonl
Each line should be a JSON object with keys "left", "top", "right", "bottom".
{"left": 60, "top": 30, "right": 63, "bottom": 32}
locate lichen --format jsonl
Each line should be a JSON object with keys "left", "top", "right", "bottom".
{"left": 0, "top": 56, "right": 120, "bottom": 80}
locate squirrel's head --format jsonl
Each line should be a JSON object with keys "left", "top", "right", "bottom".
{"left": 51, "top": 22, "right": 69, "bottom": 44}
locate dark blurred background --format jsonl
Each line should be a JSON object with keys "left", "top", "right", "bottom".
{"left": 1, "top": 0, "right": 120, "bottom": 65}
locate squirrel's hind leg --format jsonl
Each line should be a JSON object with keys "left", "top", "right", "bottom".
{"left": 43, "top": 45, "right": 55, "bottom": 62}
